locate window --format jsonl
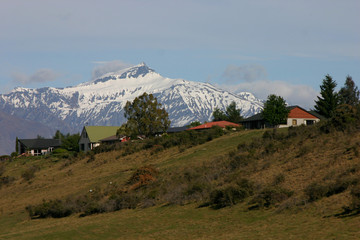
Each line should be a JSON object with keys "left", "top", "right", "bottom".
{"left": 292, "top": 119, "right": 297, "bottom": 126}
{"left": 306, "top": 120, "right": 315, "bottom": 125}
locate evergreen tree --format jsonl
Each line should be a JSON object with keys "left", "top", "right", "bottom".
{"left": 225, "top": 101, "right": 243, "bottom": 123}
{"left": 53, "top": 130, "right": 65, "bottom": 140}
{"left": 314, "top": 74, "right": 339, "bottom": 118}
{"left": 212, "top": 101, "right": 242, "bottom": 123}
{"left": 123, "top": 92, "right": 170, "bottom": 137}
{"left": 338, "top": 75, "right": 359, "bottom": 106}
{"left": 212, "top": 108, "right": 227, "bottom": 121}
{"left": 187, "top": 121, "right": 201, "bottom": 128}
{"left": 262, "top": 94, "right": 289, "bottom": 127}
{"left": 61, "top": 133, "right": 80, "bottom": 152}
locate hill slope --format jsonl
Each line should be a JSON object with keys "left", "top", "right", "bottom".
{"left": 0, "top": 118, "right": 360, "bottom": 239}
{"left": 0, "top": 110, "right": 53, "bottom": 155}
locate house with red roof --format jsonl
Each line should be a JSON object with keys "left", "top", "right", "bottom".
{"left": 187, "top": 121, "right": 241, "bottom": 131}
{"left": 241, "top": 106, "right": 322, "bottom": 129}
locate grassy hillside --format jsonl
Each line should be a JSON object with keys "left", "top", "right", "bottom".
{"left": 0, "top": 117, "right": 360, "bottom": 239}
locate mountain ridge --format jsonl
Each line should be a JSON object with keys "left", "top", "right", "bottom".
{"left": 0, "top": 63, "right": 264, "bottom": 154}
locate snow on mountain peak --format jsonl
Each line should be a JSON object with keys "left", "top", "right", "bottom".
{"left": 0, "top": 63, "right": 264, "bottom": 134}
{"left": 91, "top": 62, "right": 155, "bottom": 85}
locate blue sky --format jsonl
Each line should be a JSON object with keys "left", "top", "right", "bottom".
{"left": 1, "top": 0, "right": 359, "bottom": 109}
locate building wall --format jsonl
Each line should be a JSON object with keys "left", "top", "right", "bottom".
{"left": 279, "top": 118, "right": 320, "bottom": 128}
{"left": 78, "top": 128, "right": 92, "bottom": 152}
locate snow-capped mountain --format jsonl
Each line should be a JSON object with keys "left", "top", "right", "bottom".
{"left": 0, "top": 63, "right": 264, "bottom": 134}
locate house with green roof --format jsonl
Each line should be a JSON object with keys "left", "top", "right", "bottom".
{"left": 79, "top": 126, "right": 121, "bottom": 152}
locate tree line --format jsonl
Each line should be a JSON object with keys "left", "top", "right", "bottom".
{"left": 117, "top": 74, "right": 358, "bottom": 138}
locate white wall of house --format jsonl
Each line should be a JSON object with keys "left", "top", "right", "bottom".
{"left": 28, "top": 148, "right": 53, "bottom": 156}
{"left": 279, "top": 118, "right": 320, "bottom": 128}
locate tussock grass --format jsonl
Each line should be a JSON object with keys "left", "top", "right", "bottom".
{"left": 1, "top": 114, "right": 360, "bottom": 238}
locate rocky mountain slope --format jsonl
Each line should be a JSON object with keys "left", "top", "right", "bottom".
{"left": 0, "top": 63, "right": 264, "bottom": 153}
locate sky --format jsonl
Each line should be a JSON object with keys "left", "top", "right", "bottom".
{"left": 0, "top": 0, "right": 359, "bottom": 109}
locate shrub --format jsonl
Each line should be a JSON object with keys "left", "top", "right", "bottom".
{"left": 26, "top": 199, "right": 73, "bottom": 218}
{"left": 209, "top": 184, "right": 249, "bottom": 209}
{"left": 108, "top": 191, "right": 140, "bottom": 210}
{"left": 81, "top": 201, "right": 105, "bottom": 216}
{"left": 250, "top": 186, "right": 293, "bottom": 209}
{"left": 273, "top": 173, "right": 285, "bottom": 185}
{"left": 350, "top": 183, "right": 360, "bottom": 210}
{"left": 86, "top": 152, "right": 96, "bottom": 163}
{"left": 209, "top": 179, "right": 254, "bottom": 209}
{"left": 327, "top": 177, "right": 358, "bottom": 197}
{"left": 304, "top": 182, "right": 329, "bottom": 202}
{"left": 21, "top": 165, "right": 39, "bottom": 181}
{"left": 127, "top": 166, "right": 158, "bottom": 190}
{"left": 0, "top": 175, "right": 15, "bottom": 188}
{"left": 0, "top": 163, "right": 5, "bottom": 176}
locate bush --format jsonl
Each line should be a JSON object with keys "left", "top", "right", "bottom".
{"left": 86, "top": 152, "right": 96, "bottom": 163}
{"left": 21, "top": 165, "right": 39, "bottom": 181}
{"left": 209, "top": 184, "right": 249, "bottom": 209}
{"left": 305, "top": 177, "right": 358, "bottom": 202}
{"left": 26, "top": 199, "right": 73, "bottom": 218}
{"left": 273, "top": 173, "right": 285, "bottom": 185}
{"left": 209, "top": 179, "right": 254, "bottom": 209}
{"left": 52, "top": 148, "right": 71, "bottom": 159}
{"left": 0, "top": 175, "right": 15, "bottom": 188}
{"left": 127, "top": 166, "right": 158, "bottom": 190}
{"left": 304, "top": 182, "right": 329, "bottom": 202}
{"left": 0, "top": 163, "right": 5, "bottom": 176}
{"left": 350, "top": 183, "right": 360, "bottom": 210}
{"left": 250, "top": 186, "right": 293, "bottom": 209}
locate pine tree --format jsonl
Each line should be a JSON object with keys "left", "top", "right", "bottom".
{"left": 262, "top": 94, "right": 289, "bottom": 127}
{"left": 225, "top": 101, "right": 243, "bottom": 123}
{"left": 212, "top": 108, "right": 227, "bottom": 121}
{"left": 212, "top": 101, "right": 242, "bottom": 123}
{"left": 123, "top": 92, "right": 170, "bottom": 137}
{"left": 338, "top": 75, "right": 359, "bottom": 106}
{"left": 314, "top": 74, "right": 339, "bottom": 118}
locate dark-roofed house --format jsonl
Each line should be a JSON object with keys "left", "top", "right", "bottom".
{"left": 242, "top": 106, "right": 321, "bottom": 129}
{"left": 17, "top": 138, "right": 61, "bottom": 156}
{"left": 79, "top": 126, "right": 121, "bottom": 152}
{"left": 187, "top": 121, "right": 241, "bottom": 131}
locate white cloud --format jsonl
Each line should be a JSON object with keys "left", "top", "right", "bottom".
{"left": 11, "top": 69, "right": 60, "bottom": 85}
{"left": 222, "top": 64, "right": 268, "bottom": 83}
{"left": 218, "top": 64, "right": 318, "bottom": 109}
{"left": 220, "top": 80, "right": 318, "bottom": 110}
{"left": 91, "top": 60, "right": 133, "bottom": 80}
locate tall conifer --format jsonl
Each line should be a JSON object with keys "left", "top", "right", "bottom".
{"left": 314, "top": 74, "right": 339, "bottom": 118}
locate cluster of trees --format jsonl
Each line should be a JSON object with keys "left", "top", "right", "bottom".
{"left": 212, "top": 101, "right": 243, "bottom": 123}
{"left": 119, "top": 93, "right": 244, "bottom": 138}
{"left": 314, "top": 75, "right": 359, "bottom": 118}
{"left": 261, "top": 74, "right": 359, "bottom": 127}
{"left": 119, "top": 74, "right": 358, "bottom": 137}
{"left": 53, "top": 131, "right": 80, "bottom": 152}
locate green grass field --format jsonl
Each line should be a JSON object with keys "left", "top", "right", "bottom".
{"left": 1, "top": 203, "right": 359, "bottom": 240}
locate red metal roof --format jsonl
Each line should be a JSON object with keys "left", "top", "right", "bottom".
{"left": 187, "top": 121, "right": 240, "bottom": 130}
